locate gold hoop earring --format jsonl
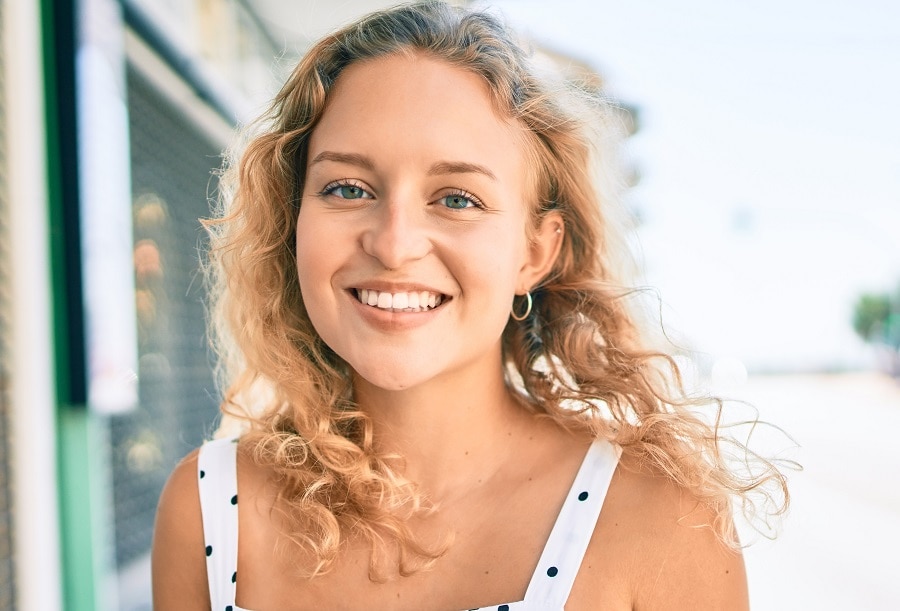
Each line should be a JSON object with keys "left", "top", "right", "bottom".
{"left": 510, "top": 292, "right": 533, "bottom": 321}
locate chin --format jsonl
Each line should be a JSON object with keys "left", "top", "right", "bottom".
{"left": 350, "top": 363, "right": 431, "bottom": 393}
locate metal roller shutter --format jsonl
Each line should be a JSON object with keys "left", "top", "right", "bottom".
{"left": 110, "top": 62, "right": 222, "bottom": 569}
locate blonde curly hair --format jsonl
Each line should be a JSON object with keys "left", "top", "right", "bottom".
{"left": 205, "top": 0, "right": 789, "bottom": 579}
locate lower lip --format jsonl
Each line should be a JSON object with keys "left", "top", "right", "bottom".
{"left": 347, "top": 291, "right": 446, "bottom": 331}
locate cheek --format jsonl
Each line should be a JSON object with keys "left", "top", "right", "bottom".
{"left": 294, "top": 212, "right": 335, "bottom": 305}
{"left": 294, "top": 220, "right": 314, "bottom": 286}
{"left": 294, "top": 224, "right": 346, "bottom": 354}
{"left": 452, "top": 226, "right": 526, "bottom": 298}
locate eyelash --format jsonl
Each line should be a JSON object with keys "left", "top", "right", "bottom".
{"left": 317, "top": 180, "right": 485, "bottom": 210}
{"left": 437, "top": 189, "right": 484, "bottom": 210}
{"left": 318, "top": 179, "right": 372, "bottom": 199}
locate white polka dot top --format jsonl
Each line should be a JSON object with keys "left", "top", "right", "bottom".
{"left": 198, "top": 437, "right": 621, "bottom": 611}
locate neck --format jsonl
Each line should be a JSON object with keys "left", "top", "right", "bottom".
{"left": 352, "top": 356, "right": 536, "bottom": 500}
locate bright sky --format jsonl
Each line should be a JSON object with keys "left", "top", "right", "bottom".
{"left": 478, "top": 0, "right": 900, "bottom": 372}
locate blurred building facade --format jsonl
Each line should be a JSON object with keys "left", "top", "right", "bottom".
{"left": 1, "top": 1, "right": 627, "bottom": 609}
{"left": 4, "top": 1, "right": 280, "bottom": 609}
{"left": 1, "top": 3, "right": 16, "bottom": 608}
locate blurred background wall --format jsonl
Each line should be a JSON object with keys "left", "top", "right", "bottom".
{"left": 1, "top": 1, "right": 897, "bottom": 610}
{"left": 0, "top": 3, "right": 16, "bottom": 607}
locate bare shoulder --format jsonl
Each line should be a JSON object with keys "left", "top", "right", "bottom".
{"left": 151, "top": 448, "right": 210, "bottom": 611}
{"left": 568, "top": 450, "right": 748, "bottom": 611}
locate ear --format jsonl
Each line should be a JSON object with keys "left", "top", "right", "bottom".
{"left": 516, "top": 212, "right": 564, "bottom": 294}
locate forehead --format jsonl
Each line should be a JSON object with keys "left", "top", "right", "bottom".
{"left": 308, "top": 53, "right": 530, "bottom": 191}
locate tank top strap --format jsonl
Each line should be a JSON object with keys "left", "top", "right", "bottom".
{"left": 522, "top": 439, "right": 621, "bottom": 607}
{"left": 197, "top": 436, "right": 240, "bottom": 611}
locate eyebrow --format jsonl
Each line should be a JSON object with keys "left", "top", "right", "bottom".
{"left": 428, "top": 161, "right": 496, "bottom": 181}
{"left": 309, "top": 151, "right": 375, "bottom": 170}
{"left": 309, "top": 151, "right": 496, "bottom": 181}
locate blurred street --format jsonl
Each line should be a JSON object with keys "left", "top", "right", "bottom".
{"left": 738, "top": 372, "right": 900, "bottom": 610}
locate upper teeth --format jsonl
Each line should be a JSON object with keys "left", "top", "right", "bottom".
{"left": 356, "top": 289, "right": 443, "bottom": 311}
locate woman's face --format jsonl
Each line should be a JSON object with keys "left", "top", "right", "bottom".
{"left": 296, "top": 52, "right": 557, "bottom": 392}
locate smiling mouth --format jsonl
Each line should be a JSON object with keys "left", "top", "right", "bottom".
{"left": 354, "top": 288, "right": 447, "bottom": 313}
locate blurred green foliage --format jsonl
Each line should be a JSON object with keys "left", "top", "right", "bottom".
{"left": 853, "top": 289, "right": 900, "bottom": 349}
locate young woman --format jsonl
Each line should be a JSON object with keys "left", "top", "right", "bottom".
{"left": 152, "top": 2, "right": 787, "bottom": 609}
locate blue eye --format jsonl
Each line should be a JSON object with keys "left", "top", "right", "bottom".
{"left": 440, "top": 193, "right": 480, "bottom": 209}
{"left": 321, "top": 182, "right": 372, "bottom": 200}
{"left": 335, "top": 185, "right": 368, "bottom": 199}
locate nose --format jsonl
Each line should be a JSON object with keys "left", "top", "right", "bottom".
{"left": 360, "top": 199, "right": 431, "bottom": 270}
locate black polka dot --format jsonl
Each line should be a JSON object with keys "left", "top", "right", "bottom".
{"left": 578, "top": 491, "right": 589, "bottom": 501}
{"left": 205, "top": 545, "right": 212, "bottom": 556}
{"left": 225, "top": 606, "right": 233, "bottom": 611}
{"left": 231, "top": 571, "right": 237, "bottom": 583}
{"left": 200, "top": 470, "right": 205, "bottom": 479}
{"left": 230, "top": 494, "right": 238, "bottom": 505}
{"left": 498, "top": 606, "right": 510, "bottom": 611}
{"left": 547, "top": 566, "right": 559, "bottom": 577}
